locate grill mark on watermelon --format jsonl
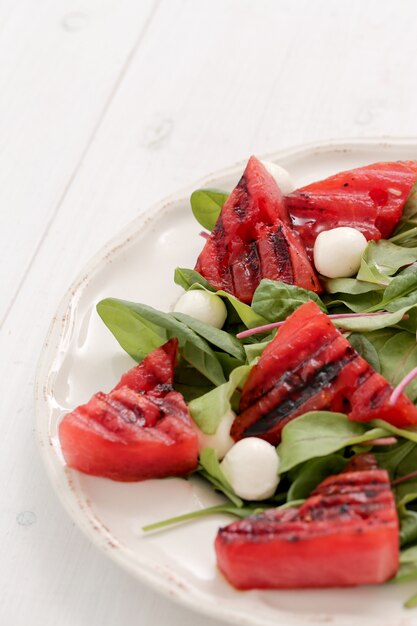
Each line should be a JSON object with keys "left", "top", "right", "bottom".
{"left": 369, "top": 383, "right": 392, "bottom": 409}
{"left": 241, "top": 335, "right": 338, "bottom": 410}
{"left": 153, "top": 383, "right": 174, "bottom": 394}
{"left": 99, "top": 393, "right": 147, "bottom": 427}
{"left": 271, "top": 227, "right": 293, "bottom": 282}
{"left": 355, "top": 366, "right": 374, "bottom": 387}
{"left": 246, "top": 241, "right": 261, "bottom": 278}
{"left": 242, "top": 347, "right": 357, "bottom": 437}
{"left": 212, "top": 217, "right": 235, "bottom": 293}
{"left": 233, "top": 174, "right": 249, "bottom": 221}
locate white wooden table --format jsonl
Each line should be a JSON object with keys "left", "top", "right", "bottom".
{"left": 3, "top": 1, "right": 417, "bottom": 624}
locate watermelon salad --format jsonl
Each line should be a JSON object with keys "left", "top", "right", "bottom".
{"left": 59, "top": 156, "right": 417, "bottom": 605}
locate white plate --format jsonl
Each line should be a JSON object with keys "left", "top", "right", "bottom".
{"left": 35, "top": 139, "right": 417, "bottom": 626}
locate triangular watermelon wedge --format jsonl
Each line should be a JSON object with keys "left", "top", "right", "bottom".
{"left": 215, "top": 464, "right": 399, "bottom": 589}
{"left": 59, "top": 339, "right": 199, "bottom": 481}
{"left": 286, "top": 161, "right": 417, "bottom": 257}
{"left": 231, "top": 301, "right": 417, "bottom": 443}
{"left": 195, "top": 156, "right": 321, "bottom": 303}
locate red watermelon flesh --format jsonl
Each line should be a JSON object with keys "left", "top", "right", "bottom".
{"left": 195, "top": 156, "right": 321, "bottom": 303}
{"left": 59, "top": 339, "right": 199, "bottom": 481}
{"left": 286, "top": 161, "right": 417, "bottom": 257}
{"left": 231, "top": 301, "right": 417, "bottom": 444}
{"left": 215, "top": 467, "right": 399, "bottom": 589}
{"left": 113, "top": 337, "right": 177, "bottom": 393}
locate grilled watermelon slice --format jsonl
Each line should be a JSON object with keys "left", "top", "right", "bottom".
{"left": 231, "top": 301, "right": 417, "bottom": 443}
{"left": 286, "top": 161, "right": 417, "bottom": 257}
{"left": 215, "top": 467, "right": 399, "bottom": 589}
{"left": 59, "top": 339, "right": 199, "bottom": 481}
{"left": 195, "top": 156, "right": 321, "bottom": 303}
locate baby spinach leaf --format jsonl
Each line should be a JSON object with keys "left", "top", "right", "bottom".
{"left": 278, "top": 412, "right": 389, "bottom": 473}
{"left": 373, "top": 263, "right": 417, "bottom": 312}
{"left": 244, "top": 340, "right": 270, "bottom": 364}
{"left": 174, "top": 267, "right": 214, "bottom": 291}
{"left": 142, "top": 500, "right": 265, "bottom": 532}
{"left": 96, "top": 298, "right": 166, "bottom": 361}
{"left": 324, "top": 277, "right": 384, "bottom": 295}
{"left": 374, "top": 440, "right": 416, "bottom": 477}
{"left": 214, "top": 352, "right": 245, "bottom": 378}
{"left": 376, "top": 332, "right": 417, "bottom": 401}
{"left": 390, "top": 182, "right": 417, "bottom": 245}
{"left": 332, "top": 306, "right": 415, "bottom": 333}
{"left": 198, "top": 447, "right": 242, "bottom": 506}
{"left": 372, "top": 421, "right": 417, "bottom": 444}
{"left": 173, "top": 361, "right": 214, "bottom": 402}
{"left": 395, "top": 533, "right": 417, "bottom": 589}
{"left": 190, "top": 189, "right": 228, "bottom": 231}
{"left": 400, "top": 511, "right": 417, "bottom": 548}
{"left": 358, "top": 240, "right": 417, "bottom": 284}
{"left": 251, "top": 279, "right": 326, "bottom": 322}
{"left": 172, "top": 311, "right": 245, "bottom": 361}
{"left": 287, "top": 455, "right": 347, "bottom": 501}
{"left": 357, "top": 244, "right": 392, "bottom": 286}
{"left": 97, "top": 298, "right": 225, "bottom": 386}
{"left": 347, "top": 333, "right": 380, "bottom": 371}
{"left": 325, "top": 291, "right": 383, "bottom": 313}
{"left": 189, "top": 365, "right": 251, "bottom": 434}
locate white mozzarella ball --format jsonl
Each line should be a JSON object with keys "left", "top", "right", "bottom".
{"left": 173, "top": 290, "right": 227, "bottom": 328}
{"left": 220, "top": 437, "right": 280, "bottom": 501}
{"left": 313, "top": 227, "right": 368, "bottom": 278}
{"left": 198, "top": 410, "right": 235, "bottom": 460}
{"left": 261, "top": 160, "right": 295, "bottom": 194}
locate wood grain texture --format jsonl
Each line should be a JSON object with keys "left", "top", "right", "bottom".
{"left": 0, "top": 0, "right": 157, "bottom": 322}
{"left": 3, "top": 0, "right": 417, "bottom": 625}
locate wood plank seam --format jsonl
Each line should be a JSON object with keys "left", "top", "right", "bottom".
{"left": 0, "top": 0, "right": 162, "bottom": 332}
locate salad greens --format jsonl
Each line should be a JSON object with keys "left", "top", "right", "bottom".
{"left": 277, "top": 412, "right": 391, "bottom": 472}
{"left": 190, "top": 189, "right": 228, "bottom": 231}
{"left": 189, "top": 364, "right": 251, "bottom": 434}
{"left": 97, "top": 176, "right": 417, "bottom": 606}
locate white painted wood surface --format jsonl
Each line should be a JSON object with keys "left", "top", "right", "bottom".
{"left": 3, "top": 0, "right": 417, "bottom": 624}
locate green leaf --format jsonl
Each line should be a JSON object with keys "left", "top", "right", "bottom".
{"left": 97, "top": 299, "right": 225, "bottom": 386}
{"left": 372, "top": 263, "right": 417, "bottom": 312}
{"left": 372, "top": 421, "right": 417, "bottom": 444}
{"left": 142, "top": 497, "right": 303, "bottom": 533}
{"left": 189, "top": 365, "right": 251, "bottom": 434}
{"left": 173, "top": 360, "right": 214, "bottom": 402}
{"left": 172, "top": 312, "right": 245, "bottom": 361}
{"left": 278, "top": 412, "right": 389, "bottom": 473}
{"left": 96, "top": 299, "right": 166, "bottom": 361}
{"left": 375, "top": 332, "right": 417, "bottom": 402}
{"left": 324, "top": 277, "right": 384, "bottom": 295}
{"left": 390, "top": 181, "right": 417, "bottom": 245}
{"left": 214, "top": 351, "right": 245, "bottom": 378}
{"left": 174, "top": 267, "right": 214, "bottom": 291}
{"left": 287, "top": 455, "right": 347, "bottom": 501}
{"left": 358, "top": 240, "right": 417, "bottom": 285}
{"left": 400, "top": 512, "right": 417, "bottom": 549}
{"left": 252, "top": 279, "right": 326, "bottom": 322}
{"left": 347, "top": 333, "right": 381, "bottom": 371}
{"left": 325, "top": 291, "right": 384, "bottom": 313}
{"left": 374, "top": 440, "right": 416, "bottom": 477}
{"left": 190, "top": 189, "right": 228, "bottom": 231}
{"left": 198, "top": 448, "right": 242, "bottom": 506}
{"left": 332, "top": 306, "right": 416, "bottom": 333}
{"left": 244, "top": 340, "right": 270, "bottom": 364}
{"left": 405, "top": 590, "right": 417, "bottom": 608}
{"left": 142, "top": 503, "right": 258, "bottom": 532}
